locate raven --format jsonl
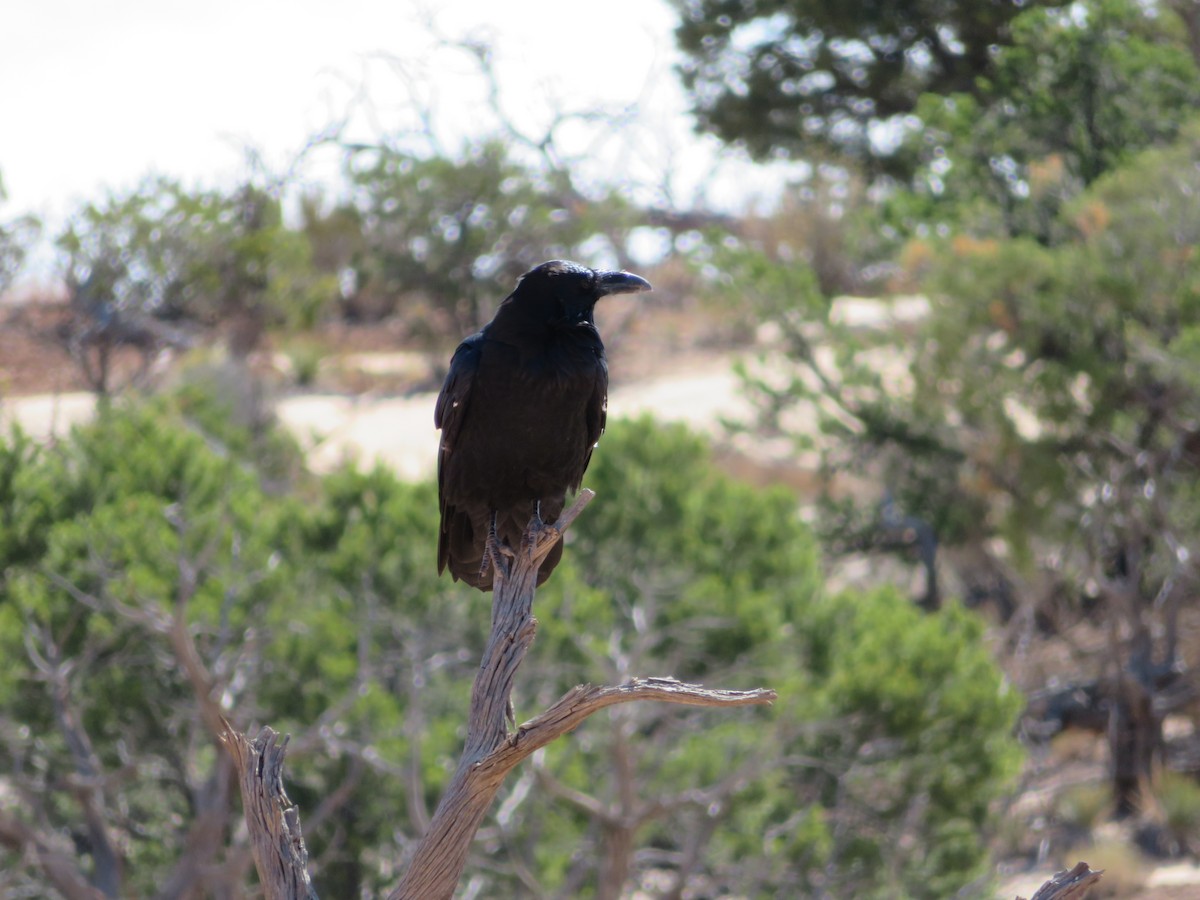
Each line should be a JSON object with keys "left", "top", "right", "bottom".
{"left": 435, "top": 260, "right": 652, "bottom": 591}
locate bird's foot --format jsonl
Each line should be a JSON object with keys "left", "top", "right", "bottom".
{"left": 523, "top": 500, "right": 561, "bottom": 566}
{"left": 481, "top": 515, "right": 517, "bottom": 583}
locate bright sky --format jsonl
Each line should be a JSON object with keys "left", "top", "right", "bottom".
{"left": 1, "top": 0, "right": 799, "bottom": 252}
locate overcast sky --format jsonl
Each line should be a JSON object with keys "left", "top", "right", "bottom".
{"left": 2, "top": 0, "right": 801, "bottom": 238}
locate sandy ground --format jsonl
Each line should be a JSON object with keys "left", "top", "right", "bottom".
{"left": 277, "top": 364, "right": 749, "bottom": 480}
{"left": 0, "top": 295, "right": 915, "bottom": 474}
{"left": 0, "top": 391, "right": 98, "bottom": 442}
{"left": 0, "top": 362, "right": 754, "bottom": 483}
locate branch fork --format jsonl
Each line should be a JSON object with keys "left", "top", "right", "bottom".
{"left": 223, "top": 489, "right": 777, "bottom": 900}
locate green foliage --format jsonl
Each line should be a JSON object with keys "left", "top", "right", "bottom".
{"left": 56, "top": 177, "right": 339, "bottom": 344}
{"left": 904, "top": 0, "right": 1200, "bottom": 240}
{"left": 536, "top": 417, "right": 822, "bottom": 695}
{"left": 0, "top": 408, "right": 1020, "bottom": 897}
{"left": 698, "top": 230, "right": 828, "bottom": 324}
{"left": 741, "top": 96, "right": 1200, "bottom": 822}
{"left": 908, "top": 130, "right": 1200, "bottom": 562}
{"left": 0, "top": 400, "right": 445, "bottom": 896}
{"left": 281, "top": 336, "right": 327, "bottom": 387}
{"left": 673, "top": 0, "right": 1041, "bottom": 175}
{"left": 1056, "top": 782, "right": 1113, "bottom": 835}
{"left": 506, "top": 418, "right": 1020, "bottom": 897}
{"left": 168, "top": 363, "right": 307, "bottom": 486}
{"left": 749, "top": 120, "right": 1200, "bottom": 560}
{"left": 790, "top": 589, "right": 1022, "bottom": 897}
{"left": 0, "top": 426, "right": 48, "bottom": 569}
{"left": 1159, "top": 771, "right": 1200, "bottom": 853}
{"left": 346, "top": 141, "right": 635, "bottom": 334}
{"left": 673, "top": 0, "right": 1200, "bottom": 258}
{"left": 0, "top": 403, "right": 288, "bottom": 891}
{"left": 0, "top": 170, "right": 39, "bottom": 295}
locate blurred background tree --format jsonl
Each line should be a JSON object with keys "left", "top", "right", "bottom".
{"left": 900, "top": 0, "right": 1200, "bottom": 241}
{"left": 525, "top": 420, "right": 1021, "bottom": 898}
{"left": 344, "top": 141, "right": 636, "bottom": 337}
{"left": 0, "top": 406, "right": 1020, "bottom": 897}
{"left": 0, "top": 172, "right": 40, "bottom": 299}
{"left": 732, "top": 0, "right": 1200, "bottom": 826}
{"left": 8, "top": 0, "right": 1200, "bottom": 893}
{"left": 673, "top": 0, "right": 1051, "bottom": 179}
{"left": 55, "top": 177, "right": 338, "bottom": 380}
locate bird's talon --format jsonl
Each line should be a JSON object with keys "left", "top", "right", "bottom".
{"left": 481, "top": 515, "right": 516, "bottom": 581}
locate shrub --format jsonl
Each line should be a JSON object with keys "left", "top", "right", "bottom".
{"left": 0, "top": 410, "right": 1022, "bottom": 898}
{"left": 1057, "top": 782, "right": 1113, "bottom": 836}
{"left": 1160, "top": 771, "right": 1200, "bottom": 854}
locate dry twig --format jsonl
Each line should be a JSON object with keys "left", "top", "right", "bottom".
{"left": 220, "top": 723, "right": 319, "bottom": 900}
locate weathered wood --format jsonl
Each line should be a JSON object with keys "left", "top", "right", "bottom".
{"left": 389, "top": 491, "right": 775, "bottom": 900}
{"left": 220, "top": 722, "right": 319, "bottom": 900}
{"left": 223, "top": 488, "right": 777, "bottom": 900}
{"left": 388, "top": 490, "right": 595, "bottom": 900}
{"left": 1018, "top": 862, "right": 1103, "bottom": 900}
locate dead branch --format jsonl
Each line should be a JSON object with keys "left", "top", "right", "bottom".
{"left": 1018, "top": 862, "right": 1103, "bottom": 900}
{"left": 389, "top": 490, "right": 775, "bottom": 900}
{"left": 220, "top": 722, "right": 319, "bottom": 900}
{"left": 223, "top": 488, "right": 775, "bottom": 900}
{"left": 23, "top": 624, "right": 123, "bottom": 897}
{"left": 510, "top": 677, "right": 776, "bottom": 758}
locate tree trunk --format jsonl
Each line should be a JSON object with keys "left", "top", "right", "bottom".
{"left": 1109, "top": 677, "right": 1162, "bottom": 817}
{"left": 598, "top": 823, "right": 635, "bottom": 900}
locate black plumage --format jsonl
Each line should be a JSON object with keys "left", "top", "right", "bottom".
{"left": 435, "top": 259, "right": 652, "bottom": 590}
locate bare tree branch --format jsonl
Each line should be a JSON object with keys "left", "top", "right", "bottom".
{"left": 25, "top": 625, "right": 123, "bottom": 898}
{"left": 0, "top": 809, "right": 106, "bottom": 900}
{"left": 389, "top": 490, "right": 775, "bottom": 900}
{"left": 509, "top": 677, "right": 775, "bottom": 766}
{"left": 1019, "top": 861, "right": 1103, "bottom": 900}
{"left": 387, "top": 490, "right": 598, "bottom": 900}
{"left": 166, "top": 545, "right": 227, "bottom": 740}
{"left": 154, "top": 757, "right": 243, "bottom": 900}
{"left": 222, "top": 488, "right": 775, "bottom": 900}
{"left": 532, "top": 763, "right": 613, "bottom": 823}
{"left": 221, "top": 723, "right": 320, "bottom": 900}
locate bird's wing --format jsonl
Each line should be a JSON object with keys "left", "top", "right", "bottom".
{"left": 435, "top": 331, "right": 485, "bottom": 475}
{"left": 576, "top": 357, "right": 608, "bottom": 487}
{"left": 435, "top": 333, "right": 484, "bottom": 577}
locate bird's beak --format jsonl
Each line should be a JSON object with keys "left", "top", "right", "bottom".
{"left": 595, "top": 270, "right": 652, "bottom": 297}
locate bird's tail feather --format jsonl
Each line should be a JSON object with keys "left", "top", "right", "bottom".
{"left": 441, "top": 500, "right": 565, "bottom": 592}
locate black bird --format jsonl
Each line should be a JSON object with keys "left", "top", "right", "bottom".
{"left": 435, "top": 260, "right": 652, "bottom": 590}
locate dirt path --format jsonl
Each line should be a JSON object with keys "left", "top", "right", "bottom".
{"left": 273, "top": 364, "right": 750, "bottom": 479}
{"left": 0, "top": 362, "right": 758, "bottom": 483}
{"left": 0, "top": 392, "right": 97, "bottom": 442}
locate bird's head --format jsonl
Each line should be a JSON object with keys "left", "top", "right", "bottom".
{"left": 507, "top": 260, "right": 652, "bottom": 328}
